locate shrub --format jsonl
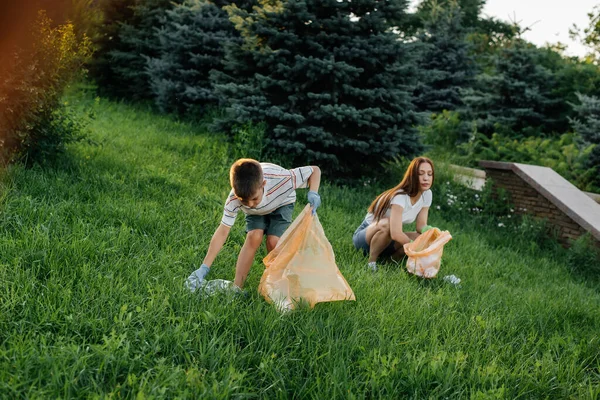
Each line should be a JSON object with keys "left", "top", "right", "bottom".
{"left": 419, "top": 110, "right": 473, "bottom": 152}
{"left": 0, "top": 11, "right": 91, "bottom": 165}
{"left": 570, "top": 93, "right": 600, "bottom": 190}
{"left": 230, "top": 121, "right": 267, "bottom": 162}
{"left": 457, "top": 131, "right": 597, "bottom": 192}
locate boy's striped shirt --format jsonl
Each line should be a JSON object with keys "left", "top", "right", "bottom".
{"left": 221, "top": 163, "right": 313, "bottom": 227}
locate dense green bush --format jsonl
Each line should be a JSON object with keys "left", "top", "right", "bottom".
{"left": 419, "top": 110, "right": 473, "bottom": 151}
{"left": 0, "top": 12, "right": 91, "bottom": 165}
{"left": 40, "top": 0, "right": 103, "bottom": 42}
{"left": 458, "top": 131, "right": 597, "bottom": 191}
{"left": 230, "top": 121, "right": 268, "bottom": 162}
{"left": 570, "top": 93, "right": 600, "bottom": 190}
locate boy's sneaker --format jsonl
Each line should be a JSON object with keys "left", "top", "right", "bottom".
{"left": 367, "top": 261, "right": 378, "bottom": 272}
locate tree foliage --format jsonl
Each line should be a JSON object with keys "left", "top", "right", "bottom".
{"left": 570, "top": 5, "right": 600, "bottom": 64}
{"left": 90, "top": 0, "right": 180, "bottom": 100}
{"left": 570, "top": 93, "right": 600, "bottom": 189}
{"left": 413, "top": 2, "right": 476, "bottom": 113}
{"left": 0, "top": 11, "right": 91, "bottom": 164}
{"left": 213, "top": 0, "right": 422, "bottom": 178}
{"left": 462, "top": 40, "right": 559, "bottom": 137}
{"left": 146, "top": 0, "right": 244, "bottom": 115}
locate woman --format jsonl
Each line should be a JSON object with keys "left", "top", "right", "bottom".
{"left": 353, "top": 157, "right": 435, "bottom": 271}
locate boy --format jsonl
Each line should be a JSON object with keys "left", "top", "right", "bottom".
{"left": 186, "top": 158, "right": 322, "bottom": 292}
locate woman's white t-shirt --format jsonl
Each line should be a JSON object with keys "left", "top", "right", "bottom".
{"left": 364, "top": 190, "right": 432, "bottom": 225}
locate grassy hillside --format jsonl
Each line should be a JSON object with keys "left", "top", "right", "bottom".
{"left": 1, "top": 90, "right": 599, "bottom": 398}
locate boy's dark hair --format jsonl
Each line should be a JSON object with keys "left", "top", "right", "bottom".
{"left": 230, "top": 158, "right": 263, "bottom": 200}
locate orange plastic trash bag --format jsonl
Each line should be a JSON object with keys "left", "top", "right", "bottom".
{"left": 403, "top": 228, "right": 452, "bottom": 278}
{"left": 259, "top": 204, "right": 356, "bottom": 311}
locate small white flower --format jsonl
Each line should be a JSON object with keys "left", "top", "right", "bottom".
{"left": 498, "top": 223, "right": 505, "bottom": 227}
{"left": 510, "top": 208, "right": 514, "bottom": 212}
{"left": 436, "top": 205, "right": 441, "bottom": 210}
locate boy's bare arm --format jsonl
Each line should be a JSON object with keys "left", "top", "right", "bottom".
{"left": 307, "top": 165, "right": 321, "bottom": 192}
{"left": 202, "top": 223, "right": 231, "bottom": 267}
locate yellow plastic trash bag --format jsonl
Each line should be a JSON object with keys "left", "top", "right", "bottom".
{"left": 259, "top": 204, "right": 356, "bottom": 311}
{"left": 403, "top": 228, "right": 452, "bottom": 278}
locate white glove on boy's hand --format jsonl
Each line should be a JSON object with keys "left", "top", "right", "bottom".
{"left": 186, "top": 264, "right": 210, "bottom": 293}
{"left": 307, "top": 191, "right": 321, "bottom": 215}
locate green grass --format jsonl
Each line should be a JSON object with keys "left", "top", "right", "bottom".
{"left": 1, "top": 90, "right": 599, "bottom": 399}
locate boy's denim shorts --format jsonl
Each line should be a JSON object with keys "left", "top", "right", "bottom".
{"left": 352, "top": 219, "right": 397, "bottom": 257}
{"left": 245, "top": 203, "right": 294, "bottom": 237}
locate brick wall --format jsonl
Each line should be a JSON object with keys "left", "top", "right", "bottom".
{"left": 485, "top": 169, "right": 590, "bottom": 248}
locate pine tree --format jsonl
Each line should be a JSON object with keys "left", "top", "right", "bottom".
{"left": 462, "top": 39, "right": 559, "bottom": 137}
{"left": 416, "top": 0, "right": 483, "bottom": 30}
{"left": 398, "top": 0, "right": 515, "bottom": 46}
{"left": 213, "top": 0, "right": 421, "bottom": 178}
{"left": 90, "top": 0, "right": 181, "bottom": 100}
{"left": 88, "top": 0, "right": 135, "bottom": 97}
{"left": 146, "top": 0, "right": 247, "bottom": 115}
{"left": 570, "top": 93, "right": 600, "bottom": 187}
{"left": 413, "top": 2, "right": 476, "bottom": 113}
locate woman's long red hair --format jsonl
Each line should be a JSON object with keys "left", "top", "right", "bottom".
{"left": 368, "top": 157, "right": 435, "bottom": 222}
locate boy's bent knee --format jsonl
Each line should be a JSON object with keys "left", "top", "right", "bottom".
{"left": 266, "top": 235, "right": 279, "bottom": 252}
{"left": 245, "top": 230, "right": 264, "bottom": 248}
